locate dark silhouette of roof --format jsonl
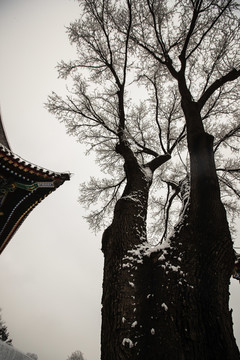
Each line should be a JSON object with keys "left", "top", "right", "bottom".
{"left": 0, "top": 114, "right": 70, "bottom": 254}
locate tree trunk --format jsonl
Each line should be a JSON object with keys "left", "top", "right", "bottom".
{"left": 101, "top": 142, "right": 154, "bottom": 359}
{"left": 100, "top": 103, "right": 239, "bottom": 358}
{"left": 101, "top": 141, "right": 172, "bottom": 359}
{"left": 147, "top": 103, "right": 240, "bottom": 359}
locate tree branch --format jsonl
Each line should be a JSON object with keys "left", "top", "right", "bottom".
{"left": 146, "top": 153, "right": 171, "bottom": 172}
{"left": 179, "top": 7, "right": 199, "bottom": 72}
{"left": 186, "top": 0, "right": 233, "bottom": 59}
{"left": 122, "top": 0, "right": 132, "bottom": 87}
{"left": 198, "top": 68, "right": 240, "bottom": 110}
{"left": 160, "top": 188, "right": 179, "bottom": 243}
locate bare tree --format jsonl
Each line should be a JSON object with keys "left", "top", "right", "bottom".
{"left": 47, "top": 0, "right": 240, "bottom": 359}
{"left": 128, "top": 1, "right": 240, "bottom": 359}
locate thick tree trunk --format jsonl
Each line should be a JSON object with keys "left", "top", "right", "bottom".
{"left": 101, "top": 141, "right": 154, "bottom": 359}
{"left": 101, "top": 142, "right": 171, "bottom": 359}
{"left": 149, "top": 202, "right": 239, "bottom": 358}
{"left": 147, "top": 103, "right": 240, "bottom": 359}
{"left": 101, "top": 193, "right": 149, "bottom": 358}
{"left": 101, "top": 101, "right": 239, "bottom": 359}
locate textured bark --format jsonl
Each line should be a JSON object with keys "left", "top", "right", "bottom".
{"left": 101, "top": 142, "right": 170, "bottom": 359}
{"left": 147, "top": 102, "right": 240, "bottom": 359}
{"left": 149, "top": 204, "right": 239, "bottom": 359}
{"left": 101, "top": 165, "right": 151, "bottom": 359}
{"left": 101, "top": 100, "right": 239, "bottom": 358}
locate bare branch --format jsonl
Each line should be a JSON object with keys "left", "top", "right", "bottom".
{"left": 179, "top": 6, "right": 199, "bottom": 71}
{"left": 198, "top": 68, "right": 240, "bottom": 110}
{"left": 186, "top": 0, "right": 234, "bottom": 60}
{"left": 214, "top": 123, "right": 240, "bottom": 153}
{"left": 146, "top": 153, "right": 171, "bottom": 172}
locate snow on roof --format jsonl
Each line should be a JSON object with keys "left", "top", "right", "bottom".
{"left": 0, "top": 340, "right": 33, "bottom": 360}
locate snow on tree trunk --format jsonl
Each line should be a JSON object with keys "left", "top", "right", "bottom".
{"left": 101, "top": 114, "right": 239, "bottom": 359}
{"left": 101, "top": 162, "right": 152, "bottom": 359}
{"left": 101, "top": 142, "right": 171, "bottom": 359}
{"left": 145, "top": 122, "right": 240, "bottom": 358}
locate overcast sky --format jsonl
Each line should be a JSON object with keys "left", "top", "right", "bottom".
{"left": 0, "top": 1, "right": 239, "bottom": 360}
{"left": 0, "top": 1, "right": 104, "bottom": 359}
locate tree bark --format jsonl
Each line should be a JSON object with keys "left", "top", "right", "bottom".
{"left": 101, "top": 141, "right": 171, "bottom": 359}
{"left": 101, "top": 102, "right": 239, "bottom": 359}
{"left": 101, "top": 140, "right": 153, "bottom": 359}
{"left": 147, "top": 101, "right": 240, "bottom": 359}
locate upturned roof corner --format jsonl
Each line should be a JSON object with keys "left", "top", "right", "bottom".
{"left": 0, "top": 113, "right": 70, "bottom": 254}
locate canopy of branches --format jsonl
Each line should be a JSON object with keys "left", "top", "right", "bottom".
{"left": 47, "top": 0, "right": 240, "bottom": 242}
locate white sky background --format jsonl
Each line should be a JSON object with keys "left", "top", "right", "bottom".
{"left": 0, "top": 1, "right": 239, "bottom": 360}
{"left": 0, "top": 1, "right": 104, "bottom": 360}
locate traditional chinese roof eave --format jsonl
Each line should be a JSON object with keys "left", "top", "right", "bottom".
{"left": 0, "top": 143, "right": 70, "bottom": 181}
{"left": 0, "top": 143, "right": 70, "bottom": 254}
{"left": 0, "top": 187, "right": 55, "bottom": 254}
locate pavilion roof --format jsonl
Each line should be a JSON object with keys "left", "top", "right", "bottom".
{"left": 0, "top": 137, "right": 70, "bottom": 254}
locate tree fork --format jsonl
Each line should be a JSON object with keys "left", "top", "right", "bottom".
{"left": 101, "top": 145, "right": 171, "bottom": 359}
{"left": 138, "top": 111, "right": 240, "bottom": 358}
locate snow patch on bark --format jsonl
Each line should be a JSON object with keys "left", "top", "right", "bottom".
{"left": 147, "top": 294, "right": 154, "bottom": 299}
{"left": 122, "top": 239, "right": 173, "bottom": 268}
{"left": 161, "top": 262, "right": 181, "bottom": 273}
{"left": 161, "top": 303, "right": 168, "bottom": 311}
{"left": 121, "top": 190, "right": 146, "bottom": 205}
{"left": 133, "top": 238, "right": 172, "bottom": 256}
{"left": 122, "top": 338, "right": 134, "bottom": 348}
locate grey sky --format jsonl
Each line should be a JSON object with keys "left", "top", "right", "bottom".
{"left": 0, "top": 1, "right": 103, "bottom": 359}
{"left": 0, "top": 1, "right": 239, "bottom": 360}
